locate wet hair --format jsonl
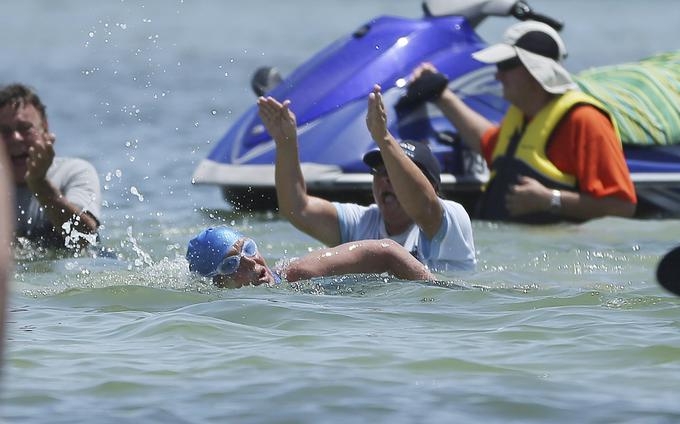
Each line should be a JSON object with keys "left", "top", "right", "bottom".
{"left": 0, "top": 83, "right": 48, "bottom": 122}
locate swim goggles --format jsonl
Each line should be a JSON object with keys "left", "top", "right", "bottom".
{"left": 208, "top": 238, "right": 259, "bottom": 277}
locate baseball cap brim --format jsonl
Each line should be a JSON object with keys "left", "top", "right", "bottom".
{"left": 362, "top": 149, "right": 383, "bottom": 169}
{"left": 362, "top": 145, "right": 441, "bottom": 188}
{"left": 516, "top": 48, "right": 577, "bottom": 94}
{"left": 472, "top": 43, "right": 517, "bottom": 64}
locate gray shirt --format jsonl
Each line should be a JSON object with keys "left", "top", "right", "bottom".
{"left": 15, "top": 157, "right": 101, "bottom": 247}
{"left": 333, "top": 198, "right": 476, "bottom": 273}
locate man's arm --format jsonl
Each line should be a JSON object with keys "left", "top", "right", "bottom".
{"left": 366, "top": 85, "right": 443, "bottom": 238}
{"left": 257, "top": 97, "right": 342, "bottom": 246}
{"left": 412, "top": 63, "right": 494, "bottom": 154}
{"left": 505, "top": 176, "right": 635, "bottom": 220}
{"left": 505, "top": 107, "right": 636, "bottom": 220}
{"left": 285, "top": 239, "right": 434, "bottom": 282}
{"left": 25, "top": 135, "right": 99, "bottom": 246}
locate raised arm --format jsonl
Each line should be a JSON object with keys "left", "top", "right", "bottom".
{"left": 26, "top": 133, "right": 99, "bottom": 247}
{"left": 412, "top": 63, "right": 493, "bottom": 154}
{"left": 257, "top": 97, "right": 341, "bottom": 246}
{"left": 285, "top": 238, "right": 434, "bottom": 282}
{"left": 366, "top": 85, "right": 442, "bottom": 239}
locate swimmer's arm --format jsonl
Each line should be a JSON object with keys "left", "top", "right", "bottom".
{"left": 285, "top": 239, "right": 434, "bottom": 282}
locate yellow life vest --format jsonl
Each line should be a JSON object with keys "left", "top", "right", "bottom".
{"left": 476, "top": 90, "right": 619, "bottom": 223}
{"left": 489, "top": 90, "right": 619, "bottom": 188}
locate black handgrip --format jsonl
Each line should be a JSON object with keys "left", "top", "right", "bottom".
{"left": 395, "top": 71, "right": 449, "bottom": 111}
{"left": 512, "top": 1, "right": 564, "bottom": 31}
{"left": 526, "top": 12, "right": 564, "bottom": 31}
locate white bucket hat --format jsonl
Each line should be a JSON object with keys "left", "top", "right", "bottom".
{"left": 472, "top": 21, "right": 578, "bottom": 94}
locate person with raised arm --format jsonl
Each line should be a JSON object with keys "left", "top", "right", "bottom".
{"left": 407, "top": 21, "right": 636, "bottom": 223}
{"left": 0, "top": 84, "right": 101, "bottom": 248}
{"left": 257, "top": 86, "right": 475, "bottom": 273}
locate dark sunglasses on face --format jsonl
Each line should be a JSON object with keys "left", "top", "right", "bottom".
{"left": 496, "top": 57, "right": 523, "bottom": 72}
{"left": 208, "top": 238, "right": 259, "bottom": 277}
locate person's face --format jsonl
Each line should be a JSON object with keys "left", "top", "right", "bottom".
{"left": 370, "top": 165, "right": 413, "bottom": 233}
{"left": 494, "top": 59, "right": 536, "bottom": 105}
{"left": 0, "top": 103, "right": 48, "bottom": 184}
{"left": 212, "top": 237, "right": 275, "bottom": 289}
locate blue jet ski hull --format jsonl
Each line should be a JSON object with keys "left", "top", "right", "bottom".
{"left": 193, "top": 13, "right": 680, "bottom": 217}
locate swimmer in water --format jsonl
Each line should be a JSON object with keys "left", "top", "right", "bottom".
{"left": 186, "top": 226, "right": 434, "bottom": 288}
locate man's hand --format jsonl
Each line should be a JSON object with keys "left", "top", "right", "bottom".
{"left": 505, "top": 176, "right": 553, "bottom": 216}
{"left": 411, "top": 62, "right": 439, "bottom": 81}
{"left": 257, "top": 96, "right": 297, "bottom": 145}
{"left": 396, "top": 64, "right": 450, "bottom": 111}
{"left": 366, "top": 85, "right": 389, "bottom": 143}
{"left": 25, "top": 132, "right": 55, "bottom": 190}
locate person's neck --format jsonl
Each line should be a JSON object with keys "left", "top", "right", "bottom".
{"left": 516, "top": 89, "right": 557, "bottom": 119}
{"left": 385, "top": 219, "right": 412, "bottom": 237}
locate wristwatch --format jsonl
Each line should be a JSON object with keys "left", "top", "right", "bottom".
{"left": 549, "top": 189, "right": 562, "bottom": 214}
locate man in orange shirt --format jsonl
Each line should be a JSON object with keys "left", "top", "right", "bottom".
{"left": 409, "top": 21, "right": 636, "bottom": 223}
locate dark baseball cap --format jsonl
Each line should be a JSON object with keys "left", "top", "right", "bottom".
{"left": 363, "top": 141, "right": 441, "bottom": 188}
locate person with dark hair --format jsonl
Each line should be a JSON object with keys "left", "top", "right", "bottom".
{"left": 257, "top": 85, "right": 476, "bottom": 273}
{"left": 407, "top": 21, "right": 636, "bottom": 224}
{"left": 0, "top": 84, "right": 101, "bottom": 248}
{"left": 186, "top": 226, "right": 434, "bottom": 289}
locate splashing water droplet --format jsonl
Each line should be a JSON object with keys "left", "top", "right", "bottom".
{"left": 130, "top": 186, "right": 144, "bottom": 202}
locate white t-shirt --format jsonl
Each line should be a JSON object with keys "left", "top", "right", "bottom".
{"left": 333, "top": 199, "right": 476, "bottom": 272}
{"left": 15, "top": 157, "right": 102, "bottom": 246}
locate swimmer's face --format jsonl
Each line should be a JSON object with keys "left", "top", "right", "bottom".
{"left": 212, "top": 237, "right": 276, "bottom": 288}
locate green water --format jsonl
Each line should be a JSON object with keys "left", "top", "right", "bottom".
{"left": 4, "top": 217, "right": 680, "bottom": 423}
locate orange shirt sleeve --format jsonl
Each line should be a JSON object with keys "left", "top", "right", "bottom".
{"left": 547, "top": 105, "right": 637, "bottom": 203}
{"left": 480, "top": 125, "right": 501, "bottom": 165}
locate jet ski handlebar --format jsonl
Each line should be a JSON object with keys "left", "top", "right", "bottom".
{"left": 422, "top": 0, "right": 563, "bottom": 31}
{"left": 511, "top": 1, "right": 563, "bottom": 31}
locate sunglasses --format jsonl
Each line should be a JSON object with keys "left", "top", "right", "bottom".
{"left": 209, "top": 238, "right": 259, "bottom": 277}
{"left": 496, "top": 57, "right": 523, "bottom": 72}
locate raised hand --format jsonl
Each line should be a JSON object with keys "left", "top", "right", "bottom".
{"left": 25, "top": 132, "right": 55, "bottom": 187}
{"left": 366, "top": 85, "right": 389, "bottom": 143}
{"left": 257, "top": 96, "right": 297, "bottom": 145}
{"left": 410, "top": 62, "right": 439, "bottom": 81}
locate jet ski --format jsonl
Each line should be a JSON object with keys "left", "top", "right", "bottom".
{"left": 192, "top": 0, "right": 680, "bottom": 217}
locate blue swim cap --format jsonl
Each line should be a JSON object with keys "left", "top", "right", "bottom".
{"left": 186, "top": 226, "right": 242, "bottom": 277}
